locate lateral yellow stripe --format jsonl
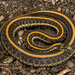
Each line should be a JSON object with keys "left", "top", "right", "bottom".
{"left": 27, "top": 31, "right": 62, "bottom": 50}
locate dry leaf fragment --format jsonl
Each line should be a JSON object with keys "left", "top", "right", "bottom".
{"left": 57, "top": 68, "right": 71, "bottom": 75}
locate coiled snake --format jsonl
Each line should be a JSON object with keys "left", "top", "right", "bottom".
{"left": 0, "top": 10, "right": 75, "bottom": 66}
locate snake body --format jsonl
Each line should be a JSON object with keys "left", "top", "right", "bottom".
{"left": 0, "top": 10, "right": 75, "bottom": 66}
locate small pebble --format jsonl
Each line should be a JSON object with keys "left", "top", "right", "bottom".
{"left": 24, "top": 7, "right": 27, "bottom": 10}
{"left": 57, "top": 7, "right": 62, "bottom": 11}
{"left": 51, "top": 67, "right": 59, "bottom": 73}
{"left": 18, "top": 37, "right": 23, "bottom": 44}
{"left": 20, "top": 69, "right": 26, "bottom": 74}
{"left": 36, "top": 68, "right": 42, "bottom": 73}
{"left": 18, "top": 30, "right": 24, "bottom": 37}
{"left": 19, "top": 37, "right": 23, "bottom": 40}
{"left": 56, "top": 0, "right": 58, "bottom": 2}
{"left": 41, "top": 67, "right": 46, "bottom": 71}
{"left": 18, "top": 40, "right": 21, "bottom": 45}
{"left": 52, "top": 0, "right": 56, "bottom": 5}
{"left": 66, "top": 60, "right": 74, "bottom": 68}
{"left": 2, "top": 71, "right": 7, "bottom": 75}
{"left": 9, "top": 14, "right": 13, "bottom": 19}
{"left": 5, "top": 4, "right": 8, "bottom": 7}
{"left": 30, "top": 69, "right": 36, "bottom": 73}
{"left": 66, "top": 8, "right": 69, "bottom": 14}
{"left": 66, "top": 45, "right": 72, "bottom": 50}
{"left": 24, "top": 29, "right": 27, "bottom": 31}
{"left": 0, "top": 15, "right": 4, "bottom": 21}
{"left": 3, "top": 57, "right": 13, "bottom": 64}
{"left": 73, "top": 15, "right": 75, "bottom": 21}
{"left": 40, "top": 71, "right": 48, "bottom": 75}
{"left": 26, "top": 72, "right": 32, "bottom": 75}
{"left": 7, "top": 11, "right": 9, "bottom": 13}
{"left": 2, "top": 1, "right": 6, "bottom": 4}
{"left": 14, "top": 60, "right": 22, "bottom": 66}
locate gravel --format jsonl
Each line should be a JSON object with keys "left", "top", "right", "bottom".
{"left": 3, "top": 57, "right": 13, "bottom": 64}
{"left": 0, "top": 15, "right": 4, "bottom": 21}
{"left": 30, "top": 69, "right": 36, "bottom": 73}
{"left": 51, "top": 67, "right": 59, "bottom": 73}
{"left": 66, "top": 60, "right": 74, "bottom": 68}
{"left": 9, "top": 14, "right": 13, "bottom": 19}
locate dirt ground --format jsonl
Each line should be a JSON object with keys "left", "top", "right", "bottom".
{"left": 0, "top": 0, "right": 75, "bottom": 75}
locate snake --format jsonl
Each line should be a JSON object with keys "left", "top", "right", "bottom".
{"left": 0, "top": 10, "right": 75, "bottom": 66}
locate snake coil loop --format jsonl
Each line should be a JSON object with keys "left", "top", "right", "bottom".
{"left": 0, "top": 10, "right": 75, "bottom": 66}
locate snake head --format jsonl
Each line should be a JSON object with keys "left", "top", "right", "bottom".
{"left": 60, "top": 44, "right": 73, "bottom": 52}
{"left": 65, "top": 45, "right": 73, "bottom": 52}
{"left": 66, "top": 45, "right": 73, "bottom": 50}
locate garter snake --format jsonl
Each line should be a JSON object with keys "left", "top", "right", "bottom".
{"left": 0, "top": 10, "right": 75, "bottom": 66}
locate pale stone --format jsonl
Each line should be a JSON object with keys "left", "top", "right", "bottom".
{"left": 30, "top": 69, "right": 36, "bottom": 73}
{"left": 66, "top": 60, "right": 74, "bottom": 68}
{"left": 0, "top": 15, "right": 4, "bottom": 21}
{"left": 18, "top": 30, "right": 24, "bottom": 37}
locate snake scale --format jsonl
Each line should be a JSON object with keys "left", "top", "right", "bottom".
{"left": 0, "top": 10, "right": 75, "bottom": 66}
